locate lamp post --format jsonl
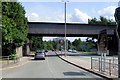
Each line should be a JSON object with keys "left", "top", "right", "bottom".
{"left": 62, "top": 0, "right": 69, "bottom": 56}
{"left": 62, "top": 0, "right": 68, "bottom": 56}
{"left": 114, "top": 1, "right": 120, "bottom": 78}
{"left": 64, "top": 1, "right": 67, "bottom": 56}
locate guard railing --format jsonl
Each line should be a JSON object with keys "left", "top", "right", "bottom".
{"left": 91, "top": 57, "right": 118, "bottom": 77}
{"left": 0, "top": 56, "right": 20, "bottom": 66}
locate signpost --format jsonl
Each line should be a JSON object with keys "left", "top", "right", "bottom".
{"left": 98, "top": 29, "right": 107, "bottom": 72}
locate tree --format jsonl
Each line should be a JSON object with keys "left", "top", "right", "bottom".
{"left": 72, "top": 38, "right": 82, "bottom": 51}
{"left": 0, "top": 1, "right": 1, "bottom": 26}
{"left": 72, "top": 38, "right": 96, "bottom": 52}
{"left": 86, "top": 37, "right": 97, "bottom": 49}
{"left": 67, "top": 40, "right": 72, "bottom": 49}
{"left": 52, "top": 41, "right": 57, "bottom": 50}
{"left": 43, "top": 41, "right": 54, "bottom": 50}
{"left": 88, "top": 16, "right": 116, "bottom": 25}
{"left": 29, "top": 36, "right": 43, "bottom": 51}
{"left": 2, "top": 2, "right": 28, "bottom": 56}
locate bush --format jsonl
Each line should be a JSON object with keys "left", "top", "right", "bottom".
{"left": 9, "top": 54, "right": 17, "bottom": 60}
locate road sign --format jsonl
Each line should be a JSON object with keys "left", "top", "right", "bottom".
{"left": 98, "top": 29, "right": 107, "bottom": 53}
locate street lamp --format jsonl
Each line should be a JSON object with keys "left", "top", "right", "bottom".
{"left": 64, "top": 1, "right": 67, "bottom": 56}
{"left": 114, "top": 1, "right": 120, "bottom": 78}
{"left": 62, "top": 0, "right": 69, "bottom": 56}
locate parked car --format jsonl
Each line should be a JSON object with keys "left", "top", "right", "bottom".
{"left": 68, "top": 49, "right": 72, "bottom": 52}
{"left": 72, "top": 50, "right": 77, "bottom": 53}
{"left": 34, "top": 50, "right": 45, "bottom": 60}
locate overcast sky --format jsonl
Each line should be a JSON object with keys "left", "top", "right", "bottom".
{"left": 19, "top": 0, "right": 119, "bottom": 42}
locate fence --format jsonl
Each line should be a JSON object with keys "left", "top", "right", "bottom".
{"left": 91, "top": 57, "right": 118, "bottom": 77}
{"left": 0, "top": 56, "right": 20, "bottom": 67}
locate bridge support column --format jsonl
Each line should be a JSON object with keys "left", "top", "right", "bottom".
{"left": 26, "top": 40, "right": 30, "bottom": 55}
{"left": 26, "top": 45, "right": 30, "bottom": 55}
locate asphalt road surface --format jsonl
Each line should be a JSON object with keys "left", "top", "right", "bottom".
{"left": 2, "top": 51, "right": 103, "bottom": 79}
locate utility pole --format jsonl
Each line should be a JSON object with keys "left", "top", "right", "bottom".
{"left": 114, "top": 1, "right": 120, "bottom": 78}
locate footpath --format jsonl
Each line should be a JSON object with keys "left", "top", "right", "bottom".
{"left": 56, "top": 51, "right": 118, "bottom": 80}
{"left": 0, "top": 57, "right": 30, "bottom": 70}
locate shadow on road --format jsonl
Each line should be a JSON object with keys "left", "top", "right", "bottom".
{"left": 63, "top": 71, "right": 86, "bottom": 76}
{"left": 24, "top": 54, "right": 34, "bottom": 57}
{"left": 29, "top": 58, "right": 45, "bottom": 61}
{"left": 45, "top": 54, "right": 58, "bottom": 57}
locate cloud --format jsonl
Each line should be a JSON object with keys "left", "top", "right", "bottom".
{"left": 98, "top": 6, "right": 117, "bottom": 16}
{"left": 43, "top": 37, "right": 87, "bottom": 42}
{"left": 103, "top": 16, "right": 115, "bottom": 21}
{"left": 109, "top": 16, "right": 115, "bottom": 21}
{"left": 26, "top": 12, "right": 40, "bottom": 22}
{"left": 26, "top": 9, "right": 92, "bottom": 23}
{"left": 97, "top": 6, "right": 117, "bottom": 21}
{"left": 26, "top": 12, "right": 64, "bottom": 22}
{"left": 43, "top": 37, "right": 57, "bottom": 41}
{"left": 66, "top": 37, "right": 87, "bottom": 42}
{"left": 31, "top": 13, "right": 39, "bottom": 17}
{"left": 71, "top": 8, "right": 92, "bottom": 23}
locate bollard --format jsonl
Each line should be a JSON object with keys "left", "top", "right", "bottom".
{"left": 91, "top": 57, "right": 92, "bottom": 69}
{"left": 101, "top": 53, "right": 103, "bottom": 72}
{"left": 113, "top": 56, "right": 115, "bottom": 68}
{"left": 109, "top": 59, "right": 111, "bottom": 75}
{"left": 7, "top": 56, "right": 9, "bottom": 65}
{"left": 14, "top": 57, "right": 16, "bottom": 63}
{"left": 103, "top": 53, "right": 106, "bottom": 72}
{"left": 99, "top": 58, "right": 101, "bottom": 71}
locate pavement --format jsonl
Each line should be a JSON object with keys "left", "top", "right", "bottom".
{"left": 0, "top": 56, "right": 30, "bottom": 70}
{"left": 55, "top": 51, "right": 118, "bottom": 79}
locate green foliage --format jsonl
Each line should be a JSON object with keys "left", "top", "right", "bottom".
{"left": 2, "top": 15, "right": 15, "bottom": 45}
{"left": 29, "top": 36, "right": 58, "bottom": 51}
{"left": 43, "top": 41, "right": 54, "bottom": 50}
{"left": 72, "top": 38, "right": 81, "bottom": 51}
{"left": 29, "top": 36, "right": 43, "bottom": 51}
{"left": 2, "top": 2, "right": 28, "bottom": 56}
{"left": 72, "top": 38, "right": 81, "bottom": 47}
{"left": 72, "top": 38, "right": 95, "bottom": 52}
{"left": 51, "top": 41, "right": 57, "bottom": 49}
{"left": 67, "top": 40, "right": 72, "bottom": 49}
{"left": 9, "top": 53, "right": 18, "bottom": 60}
{"left": 0, "top": 1, "right": 1, "bottom": 26}
{"left": 88, "top": 16, "right": 116, "bottom": 25}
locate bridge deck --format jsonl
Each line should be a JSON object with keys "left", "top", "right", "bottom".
{"left": 28, "top": 22, "right": 116, "bottom": 37}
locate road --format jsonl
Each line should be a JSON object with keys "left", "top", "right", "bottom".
{"left": 2, "top": 51, "right": 103, "bottom": 79}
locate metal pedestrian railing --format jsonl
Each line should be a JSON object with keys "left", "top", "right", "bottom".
{"left": 0, "top": 56, "right": 20, "bottom": 67}
{"left": 91, "top": 57, "right": 118, "bottom": 77}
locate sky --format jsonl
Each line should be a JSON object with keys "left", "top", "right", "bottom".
{"left": 19, "top": 0, "right": 119, "bottom": 42}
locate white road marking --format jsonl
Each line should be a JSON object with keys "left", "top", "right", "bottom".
{"left": 46, "top": 52, "right": 55, "bottom": 78}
